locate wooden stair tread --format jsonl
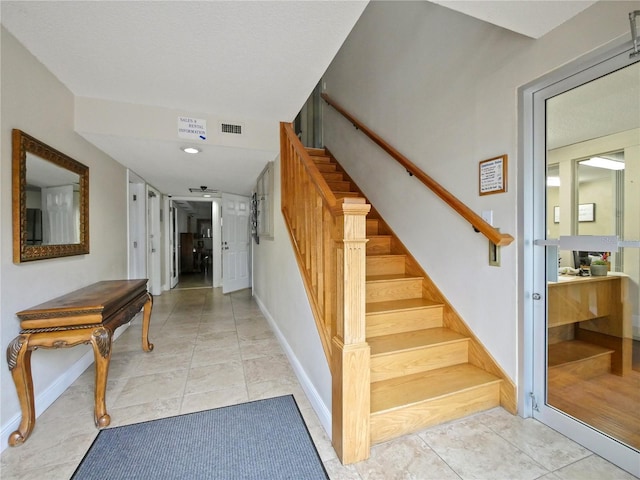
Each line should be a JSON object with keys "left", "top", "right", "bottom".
{"left": 305, "top": 147, "right": 326, "bottom": 156}
{"left": 367, "top": 274, "right": 422, "bottom": 283}
{"left": 368, "top": 327, "right": 467, "bottom": 356}
{"left": 334, "top": 192, "right": 361, "bottom": 198}
{"left": 371, "top": 364, "right": 501, "bottom": 414}
{"left": 548, "top": 340, "right": 614, "bottom": 367}
{"left": 366, "top": 298, "right": 442, "bottom": 315}
{"left": 366, "top": 254, "right": 405, "bottom": 260}
{"left": 310, "top": 155, "right": 332, "bottom": 164}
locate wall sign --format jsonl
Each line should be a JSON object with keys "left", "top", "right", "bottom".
{"left": 479, "top": 154, "right": 507, "bottom": 196}
{"left": 178, "top": 116, "right": 207, "bottom": 140}
{"left": 578, "top": 203, "right": 595, "bottom": 222}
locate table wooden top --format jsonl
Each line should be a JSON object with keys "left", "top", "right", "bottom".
{"left": 17, "top": 280, "right": 148, "bottom": 327}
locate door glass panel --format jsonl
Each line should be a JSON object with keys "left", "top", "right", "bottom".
{"left": 544, "top": 62, "right": 639, "bottom": 451}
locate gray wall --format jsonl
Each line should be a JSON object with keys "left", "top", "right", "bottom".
{"left": 321, "top": 1, "right": 634, "bottom": 384}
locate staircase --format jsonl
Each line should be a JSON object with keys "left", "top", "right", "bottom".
{"left": 307, "top": 147, "right": 506, "bottom": 445}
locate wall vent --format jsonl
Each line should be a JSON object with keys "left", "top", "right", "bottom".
{"left": 221, "top": 123, "right": 243, "bottom": 135}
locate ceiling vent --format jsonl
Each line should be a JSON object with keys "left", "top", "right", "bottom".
{"left": 220, "top": 123, "right": 243, "bottom": 135}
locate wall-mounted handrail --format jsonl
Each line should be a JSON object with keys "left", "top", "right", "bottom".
{"left": 321, "top": 93, "right": 514, "bottom": 247}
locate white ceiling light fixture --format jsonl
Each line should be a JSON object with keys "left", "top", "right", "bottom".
{"left": 181, "top": 146, "right": 200, "bottom": 154}
{"left": 547, "top": 176, "right": 561, "bottom": 187}
{"left": 579, "top": 156, "right": 625, "bottom": 170}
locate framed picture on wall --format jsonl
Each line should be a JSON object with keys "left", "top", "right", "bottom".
{"left": 578, "top": 203, "right": 595, "bottom": 222}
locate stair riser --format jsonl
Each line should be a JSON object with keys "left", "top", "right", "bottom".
{"left": 549, "top": 353, "right": 612, "bottom": 380}
{"left": 367, "top": 238, "right": 391, "bottom": 255}
{"left": 311, "top": 155, "right": 332, "bottom": 164}
{"left": 322, "top": 172, "right": 344, "bottom": 182}
{"left": 327, "top": 181, "right": 353, "bottom": 192}
{"left": 366, "top": 219, "right": 380, "bottom": 236}
{"left": 306, "top": 148, "right": 326, "bottom": 156}
{"left": 371, "top": 341, "right": 469, "bottom": 382}
{"left": 370, "top": 383, "right": 501, "bottom": 444}
{"left": 367, "top": 256, "right": 405, "bottom": 276}
{"left": 367, "top": 279, "right": 422, "bottom": 303}
{"left": 316, "top": 163, "right": 337, "bottom": 173}
{"left": 366, "top": 306, "right": 443, "bottom": 337}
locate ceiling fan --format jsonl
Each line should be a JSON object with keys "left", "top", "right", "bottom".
{"left": 188, "top": 185, "right": 219, "bottom": 194}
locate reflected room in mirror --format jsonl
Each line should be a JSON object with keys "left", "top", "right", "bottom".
{"left": 12, "top": 129, "right": 89, "bottom": 263}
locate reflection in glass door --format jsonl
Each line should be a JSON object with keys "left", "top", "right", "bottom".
{"left": 532, "top": 55, "right": 639, "bottom": 476}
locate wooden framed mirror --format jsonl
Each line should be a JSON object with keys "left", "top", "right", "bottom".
{"left": 12, "top": 129, "right": 89, "bottom": 263}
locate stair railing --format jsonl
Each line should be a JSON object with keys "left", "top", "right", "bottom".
{"left": 321, "top": 93, "right": 514, "bottom": 247}
{"left": 280, "top": 122, "right": 372, "bottom": 464}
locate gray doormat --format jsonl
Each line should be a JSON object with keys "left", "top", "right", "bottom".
{"left": 72, "top": 395, "right": 329, "bottom": 479}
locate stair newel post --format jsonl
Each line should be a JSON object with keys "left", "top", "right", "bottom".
{"left": 331, "top": 198, "right": 371, "bottom": 464}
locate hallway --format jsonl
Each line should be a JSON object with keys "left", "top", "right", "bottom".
{"left": 0, "top": 288, "right": 634, "bottom": 479}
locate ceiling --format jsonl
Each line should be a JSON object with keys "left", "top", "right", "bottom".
{"left": 1, "top": 1, "right": 615, "bottom": 202}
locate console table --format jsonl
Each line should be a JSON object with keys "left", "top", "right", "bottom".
{"left": 6, "top": 279, "right": 153, "bottom": 446}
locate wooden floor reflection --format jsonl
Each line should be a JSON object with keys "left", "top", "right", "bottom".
{"left": 548, "top": 340, "right": 640, "bottom": 450}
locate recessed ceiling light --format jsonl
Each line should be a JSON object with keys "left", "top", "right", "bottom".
{"left": 181, "top": 146, "right": 200, "bottom": 154}
{"left": 547, "top": 176, "right": 560, "bottom": 187}
{"left": 203, "top": 194, "right": 212, "bottom": 198}
{"left": 579, "top": 157, "right": 624, "bottom": 170}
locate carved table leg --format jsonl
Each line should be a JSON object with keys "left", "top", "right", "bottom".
{"left": 6, "top": 335, "right": 35, "bottom": 446}
{"left": 90, "top": 327, "right": 112, "bottom": 428}
{"left": 141, "top": 292, "right": 154, "bottom": 352}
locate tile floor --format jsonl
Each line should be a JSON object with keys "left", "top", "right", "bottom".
{"left": 1, "top": 288, "right": 636, "bottom": 480}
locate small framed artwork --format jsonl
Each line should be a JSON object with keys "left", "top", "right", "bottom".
{"left": 479, "top": 154, "right": 507, "bottom": 196}
{"left": 553, "top": 206, "right": 560, "bottom": 223}
{"left": 578, "top": 203, "right": 595, "bottom": 222}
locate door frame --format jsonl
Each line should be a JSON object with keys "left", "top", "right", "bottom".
{"left": 146, "top": 184, "right": 162, "bottom": 296}
{"left": 519, "top": 38, "right": 639, "bottom": 475}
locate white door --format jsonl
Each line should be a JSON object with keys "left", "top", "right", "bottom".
{"left": 147, "top": 186, "right": 162, "bottom": 296}
{"left": 128, "top": 178, "right": 146, "bottom": 280}
{"left": 529, "top": 47, "right": 639, "bottom": 476}
{"left": 222, "top": 193, "right": 251, "bottom": 293}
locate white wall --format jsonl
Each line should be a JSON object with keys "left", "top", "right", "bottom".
{"left": 252, "top": 155, "right": 332, "bottom": 433}
{"left": 1, "top": 27, "right": 128, "bottom": 444}
{"left": 321, "top": 1, "right": 635, "bottom": 383}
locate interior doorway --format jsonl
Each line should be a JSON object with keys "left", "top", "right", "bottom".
{"left": 171, "top": 198, "right": 219, "bottom": 290}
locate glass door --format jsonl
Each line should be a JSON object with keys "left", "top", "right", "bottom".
{"left": 532, "top": 52, "right": 639, "bottom": 476}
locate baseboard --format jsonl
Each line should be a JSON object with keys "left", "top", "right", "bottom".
{"left": 252, "top": 294, "right": 332, "bottom": 440}
{"left": 0, "top": 320, "right": 134, "bottom": 453}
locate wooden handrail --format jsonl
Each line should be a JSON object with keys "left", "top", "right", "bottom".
{"left": 321, "top": 93, "right": 514, "bottom": 247}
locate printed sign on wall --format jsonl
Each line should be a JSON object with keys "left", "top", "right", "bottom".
{"left": 178, "top": 117, "right": 207, "bottom": 140}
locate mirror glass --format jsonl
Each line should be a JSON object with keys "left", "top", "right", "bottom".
{"left": 13, "top": 129, "right": 89, "bottom": 262}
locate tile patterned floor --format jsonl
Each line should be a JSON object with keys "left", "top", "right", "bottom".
{"left": 1, "top": 288, "right": 636, "bottom": 479}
